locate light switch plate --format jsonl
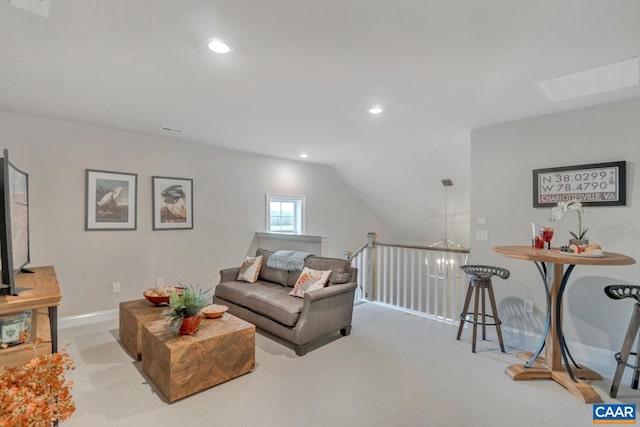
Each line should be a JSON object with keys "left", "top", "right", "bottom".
{"left": 524, "top": 300, "right": 534, "bottom": 313}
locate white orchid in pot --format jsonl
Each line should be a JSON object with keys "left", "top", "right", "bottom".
{"left": 550, "top": 200, "right": 588, "bottom": 244}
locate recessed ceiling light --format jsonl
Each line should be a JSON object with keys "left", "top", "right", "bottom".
{"left": 208, "top": 40, "right": 231, "bottom": 54}
{"left": 368, "top": 105, "right": 384, "bottom": 114}
{"left": 299, "top": 153, "right": 309, "bottom": 159}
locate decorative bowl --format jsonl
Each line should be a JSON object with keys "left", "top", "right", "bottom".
{"left": 143, "top": 286, "right": 184, "bottom": 305}
{"left": 201, "top": 304, "right": 228, "bottom": 319}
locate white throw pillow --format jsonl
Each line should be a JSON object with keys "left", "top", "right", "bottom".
{"left": 237, "top": 255, "right": 263, "bottom": 283}
{"left": 289, "top": 267, "right": 331, "bottom": 298}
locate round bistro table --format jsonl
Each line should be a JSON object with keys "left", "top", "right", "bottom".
{"left": 493, "top": 245, "right": 635, "bottom": 403}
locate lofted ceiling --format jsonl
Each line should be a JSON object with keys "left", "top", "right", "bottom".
{"left": 2, "top": 0, "right": 640, "bottom": 244}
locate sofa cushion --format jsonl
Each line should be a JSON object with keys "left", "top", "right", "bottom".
{"left": 304, "top": 256, "right": 352, "bottom": 285}
{"left": 289, "top": 267, "right": 331, "bottom": 298}
{"left": 236, "top": 255, "right": 263, "bottom": 283}
{"left": 215, "top": 280, "right": 303, "bottom": 327}
{"left": 246, "top": 290, "right": 304, "bottom": 327}
{"left": 214, "top": 280, "right": 264, "bottom": 302}
{"left": 256, "top": 248, "right": 289, "bottom": 286}
{"left": 286, "top": 270, "right": 302, "bottom": 288}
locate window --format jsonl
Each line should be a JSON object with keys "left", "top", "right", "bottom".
{"left": 266, "top": 195, "right": 305, "bottom": 235}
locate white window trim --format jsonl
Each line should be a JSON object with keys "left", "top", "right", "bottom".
{"left": 265, "top": 194, "right": 305, "bottom": 235}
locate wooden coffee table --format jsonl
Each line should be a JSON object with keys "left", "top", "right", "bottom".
{"left": 119, "top": 299, "right": 167, "bottom": 360}
{"left": 141, "top": 313, "right": 255, "bottom": 402}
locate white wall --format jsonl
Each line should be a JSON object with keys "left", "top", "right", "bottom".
{"left": 1, "top": 110, "right": 386, "bottom": 317}
{"left": 334, "top": 135, "right": 472, "bottom": 247}
{"left": 470, "top": 96, "right": 640, "bottom": 354}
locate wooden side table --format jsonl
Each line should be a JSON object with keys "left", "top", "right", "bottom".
{"left": 119, "top": 299, "right": 167, "bottom": 360}
{"left": 141, "top": 313, "right": 255, "bottom": 402}
{"left": 0, "top": 266, "right": 61, "bottom": 369}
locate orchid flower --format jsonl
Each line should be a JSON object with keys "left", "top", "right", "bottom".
{"left": 567, "top": 200, "right": 587, "bottom": 239}
{"left": 550, "top": 200, "right": 587, "bottom": 239}
{"left": 549, "top": 207, "right": 563, "bottom": 222}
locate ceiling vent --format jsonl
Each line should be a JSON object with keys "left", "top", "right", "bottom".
{"left": 10, "top": 0, "right": 51, "bottom": 18}
{"left": 159, "top": 126, "right": 186, "bottom": 134}
{"left": 539, "top": 56, "right": 640, "bottom": 102}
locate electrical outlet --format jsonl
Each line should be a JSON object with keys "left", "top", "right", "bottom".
{"left": 475, "top": 230, "right": 488, "bottom": 241}
{"left": 156, "top": 277, "right": 164, "bottom": 287}
{"left": 112, "top": 282, "right": 121, "bottom": 294}
{"left": 524, "top": 299, "right": 534, "bottom": 313}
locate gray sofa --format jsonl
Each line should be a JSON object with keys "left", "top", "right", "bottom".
{"left": 214, "top": 248, "right": 357, "bottom": 355}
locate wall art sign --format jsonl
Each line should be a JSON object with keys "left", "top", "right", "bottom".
{"left": 533, "top": 161, "right": 626, "bottom": 207}
{"left": 85, "top": 169, "right": 137, "bottom": 230}
{"left": 152, "top": 176, "right": 193, "bottom": 230}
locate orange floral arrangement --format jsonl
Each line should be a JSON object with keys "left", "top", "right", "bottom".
{"left": 0, "top": 338, "right": 75, "bottom": 426}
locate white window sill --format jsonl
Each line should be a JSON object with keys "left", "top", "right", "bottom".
{"left": 255, "top": 232, "right": 328, "bottom": 243}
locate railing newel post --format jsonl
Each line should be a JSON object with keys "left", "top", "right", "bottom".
{"left": 367, "top": 232, "right": 377, "bottom": 301}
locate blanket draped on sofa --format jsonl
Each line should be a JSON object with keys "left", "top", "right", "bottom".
{"left": 266, "top": 250, "right": 313, "bottom": 271}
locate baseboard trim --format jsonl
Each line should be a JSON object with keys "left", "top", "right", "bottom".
{"left": 59, "top": 308, "right": 119, "bottom": 330}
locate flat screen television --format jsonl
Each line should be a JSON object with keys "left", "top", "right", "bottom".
{"left": 0, "top": 149, "right": 30, "bottom": 296}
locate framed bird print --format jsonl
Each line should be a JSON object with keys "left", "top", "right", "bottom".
{"left": 152, "top": 176, "right": 193, "bottom": 230}
{"left": 85, "top": 169, "right": 137, "bottom": 230}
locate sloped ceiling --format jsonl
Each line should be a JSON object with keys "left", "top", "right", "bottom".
{"left": 2, "top": 0, "right": 640, "bottom": 245}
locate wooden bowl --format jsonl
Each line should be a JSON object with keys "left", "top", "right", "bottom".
{"left": 143, "top": 286, "right": 184, "bottom": 306}
{"left": 143, "top": 293, "right": 170, "bottom": 305}
{"left": 201, "top": 304, "right": 228, "bottom": 319}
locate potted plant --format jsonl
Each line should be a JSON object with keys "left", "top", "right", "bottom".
{"left": 549, "top": 200, "right": 589, "bottom": 247}
{"left": 166, "top": 284, "right": 212, "bottom": 335}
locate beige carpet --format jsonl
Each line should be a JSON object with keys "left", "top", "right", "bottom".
{"left": 58, "top": 303, "right": 637, "bottom": 427}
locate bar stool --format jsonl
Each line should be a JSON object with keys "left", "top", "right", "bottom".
{"left": 456, "top": 265, "right": 510, "bottom": 353}
{"left": 604, "top": 284, "right": 640, "bottom": 398}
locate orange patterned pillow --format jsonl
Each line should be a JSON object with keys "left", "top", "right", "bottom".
{"left": 289, "top": 267, "right": 331, "bottom": 297}
{"left": 237, "top": 255, "right": 263, "bottom": 283}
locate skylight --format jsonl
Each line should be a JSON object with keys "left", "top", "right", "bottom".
{"left": 539, "top": 57, "right": 640, "bottom": 102}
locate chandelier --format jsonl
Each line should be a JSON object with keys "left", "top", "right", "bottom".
{"left": 427, "top": 179, "right": 468, "bottom": 278}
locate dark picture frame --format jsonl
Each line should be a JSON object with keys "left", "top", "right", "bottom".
{"left": 533, "top": 161, "right": 626, "bottom": 207}
{"left": 85, "top": 169, "right": 137, "bottom": 230}
{"left": 152, "top": 176, "right": 193, "bottom": 230}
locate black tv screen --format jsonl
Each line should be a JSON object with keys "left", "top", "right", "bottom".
{"left": 0, "top": 149, "right": 30, "bottom": 296}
